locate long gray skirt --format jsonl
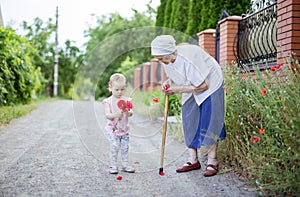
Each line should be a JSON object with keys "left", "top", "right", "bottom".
{"left": 181, "top": 85, "right": 226, "bottom": 148}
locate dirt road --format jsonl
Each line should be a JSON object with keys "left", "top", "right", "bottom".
{"left": 0, "top": 100, "right": 258, "bottom": 196}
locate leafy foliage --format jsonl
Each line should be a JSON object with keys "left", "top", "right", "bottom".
{"left": 220, "top": 55, "right": 300, "bottom": 195}
{"left": 85, "top": 9, "right": 156, "bottom": 99}
{"left": 57, "top": 40, "right": 83, "bottom": 98}
{"left": 0, "top": 27, "right": 42, "bottom": 106}
{"left": 22, "top": 18, "right": 82, "bottom": 97}
{"left": 156, "top": 0, "right": 250, "bottom": 35}
{"left": 185, "top": 0, "right": 202, "bottom": 36}
{"left": 22, "top": 18, "right": 55, "bottom": 96}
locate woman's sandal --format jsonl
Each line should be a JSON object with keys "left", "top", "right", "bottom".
{"left": 203, "top": 164, "right": 218, "bottom": 177}
{"left": 176, "top": 161, "right": 201, "bottom": 173}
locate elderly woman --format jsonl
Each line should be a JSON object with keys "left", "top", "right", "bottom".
{"left": 151, "top": 35, "right": 226, "bottom": 177}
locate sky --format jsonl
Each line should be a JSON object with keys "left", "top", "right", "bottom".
{"left": 0, "top": 0, "right": 160, "bottom": 48}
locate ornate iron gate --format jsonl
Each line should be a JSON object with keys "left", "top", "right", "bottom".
{"left": 237, "top": 0, "right": 277, "bottom": 69}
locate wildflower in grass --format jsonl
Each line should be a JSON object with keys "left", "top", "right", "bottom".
{"left": 276, "top": 63, "right": 283, "bottom": 69}
{"left": 259, "top": 128, "right": 265, "bottom": 134}
{"left": 261, "top": 88, "right": 267, "bottom": 96}
{"left": 252, "top": 135, "right": 260, "bottom": 143}
{"left": 270, "top": 66, "right": 276, "bottom": 71}
{"left": 153, "top": 97, "right": 159, "bottom": 103}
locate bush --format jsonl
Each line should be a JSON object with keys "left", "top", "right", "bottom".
{"left": 0, "top": 27, "right": 43, "bottom": 106}
{"left": 221, "top": 54, "right": 300, "bottom": 196}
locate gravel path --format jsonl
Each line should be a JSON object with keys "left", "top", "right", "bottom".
{"left": 0, "top": 100, "right": 258, "bottom": 196}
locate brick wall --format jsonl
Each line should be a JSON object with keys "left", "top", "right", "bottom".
{"left": 277, "top": 0, "right": 300, "bottom": 66}
{"left": 197, "top": 29, "right": 216, "bottom": 58}
{"left": 218, "top": 16, "right": 241, "bottom": 66}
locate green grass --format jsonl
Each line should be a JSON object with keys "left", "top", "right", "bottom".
{"left": 0, "top": 103, "right": 37, "bottom": 126}
{"left": 219, "top": 54, "right": 300, "bottom": 196}
{"left": 0, "top": 97, "right": 60, "bottom": 126}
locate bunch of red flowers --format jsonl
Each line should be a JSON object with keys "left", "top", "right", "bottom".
{"left": 117, "top": 100, "right": 133, "bottom": 112}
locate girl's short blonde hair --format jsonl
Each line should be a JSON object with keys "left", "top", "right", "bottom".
{"left": 108, "top": 73, "right": 126, "bottom": 87}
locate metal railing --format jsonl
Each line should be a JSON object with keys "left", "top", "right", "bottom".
{"left": 237, "top": 1, "right": 277, "bottom": 69}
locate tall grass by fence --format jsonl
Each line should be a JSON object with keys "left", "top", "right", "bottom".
{"left": 220, "top": 53, "right": 300, "bottom": 195}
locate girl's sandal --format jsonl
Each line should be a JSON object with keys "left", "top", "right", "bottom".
{"left": 203, "top": 164, "right": 218, "bottom": 177}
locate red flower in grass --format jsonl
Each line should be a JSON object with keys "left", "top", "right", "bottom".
{"left": 261, "top": 88, "right": 267, "bottom": 96}
{"left": 153, "top": 97, "right": 159, "bottom": 103}
{"left": 276, "top": 63, "right": 283, "bottom": 69}
{"left": 270, "top": 66, "right": 276, "bottom": 71}
{"left": 259, "top": 128, "right": 265, "bottom": 135}
{"left": 251, "top": 136, "right": 260, "bottom": 143}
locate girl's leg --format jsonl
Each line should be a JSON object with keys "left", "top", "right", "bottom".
{"left": 109, "top": 135, "right": 120, "bottom": 174}
{"left": 120, "top": 134, "right": 135, "bottom": 173}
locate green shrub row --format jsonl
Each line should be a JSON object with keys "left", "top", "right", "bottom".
{"left": 0, "top": 27, "right": 43, "bottom": 106}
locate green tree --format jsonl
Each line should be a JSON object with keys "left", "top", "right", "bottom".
{"left": 170, "top": 0, "right": 190, "bottom": 33}
{"left": 85, "top": 9, "right": 156, "bottom": 98}
{"left": 163, "top": 0, "right": 173, "bottom": 28}
{"left": 198, "top": 0, "right": 211, "bottom": 30}
{"left": 22, "top": 18, "right": 56, "bottom": 96}
{"left": 185, "top": 0, "right": 202, "bottom": 36}
{"left": 155, "top": 0, "right": 167, "bottom": 27}
{"left": 226, "top": 0, "right": 250, "bottom": 16}
{"left": 207, "top": 0, "right": 225, "bottom": 28}
{"left": 22, "top": 17, "right": 82, "bottom": 98}
{"left": 156, "top": 0, "right": 251, "bottom": 34}
{"left": 0, "top": 27, "right": 41, "bottom": 105}
{"left": 58, "top": 40, "right": 82, "bottom": 97}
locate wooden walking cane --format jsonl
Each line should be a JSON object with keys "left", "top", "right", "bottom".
{"left": 159, "top": 95, "right": 169, "bottom": 175}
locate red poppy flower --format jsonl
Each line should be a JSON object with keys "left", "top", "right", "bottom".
{"left": 117, "top": 175, "right": 122, "bottom": 180}
{"left": 153, "top": 97, "right": 159, "bottom": 103}
{"left": 162, "top": 84, "right": 170, "bottom": 93}
{"left": 259, "top": 128, "right": 265, "bottom": 135}
{"left": 164, "top": 84, "right": 170, "bottom": 90}
{"left": 276, "top": 63, "right": 282, "bottom": 69}
{"left": 251, "top": 136, "right": 260, "bottom": 143}
{"left": 270, "top": 66, "right": 276, "bottom": 71}
{"left": 117, "top": 100, "right": 128, "bottom": 112}
{"left": 261, "top": 88, "right": 267, "bottom": 96}
{"left": 127, "top": 101, "right": 133, "bottom": 109}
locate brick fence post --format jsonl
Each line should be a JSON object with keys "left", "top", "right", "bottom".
{"left": 150, "top": 59, "right": 158, "bottom": 90}
{"left": 134, "top": 67, "right": 141, "bottom": 91}
{"left": 197, "top": 29, "right": 216, "bottom": 59}
{"left": 277, "top": 0, "right": 300, "bottom": 65}
{"left": 161, "top": 63, "right": 167, "bottom": 83}
{"left": 218, "top": 16, "right": 242, "bottom": 67}
{"left": 142, "top": 62, "right": 150, "bottom": 91}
